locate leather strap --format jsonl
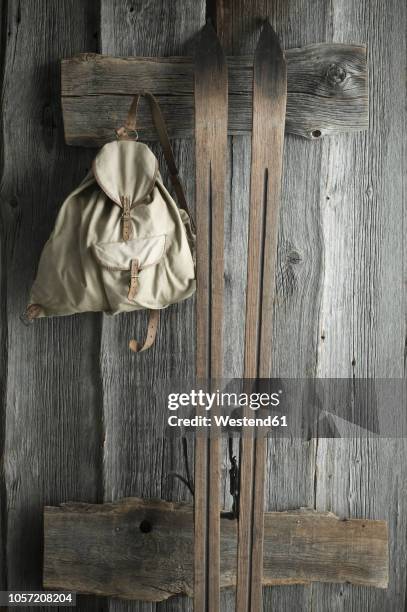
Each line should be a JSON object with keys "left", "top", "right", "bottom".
{"left": 117, "top": 92, "right": 195, "bottom": 232}
{"left": 127, "top": 259, "right": 140, "bottom": 300}
{"left": 129, "top": 309, "right": 159, "bottom": 353}
{"left": 21, "top": 304, "right": 42, "bottom": 324}
{"left": 121, "top": 195, "right": 133, "bottom": 241}
{"left": 117, "top": 94, "right": 190, "bottom": 353}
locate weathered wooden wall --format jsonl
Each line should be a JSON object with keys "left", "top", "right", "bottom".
{"left": 0, "top": 2, "right": 405, "bottom": 612}
{"left": 215, "top": 1, "right": 406, "bottom": 611}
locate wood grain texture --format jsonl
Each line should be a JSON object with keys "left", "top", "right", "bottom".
{"left": 312, "top": 0, "right": 407, "bottom": 611}
{"left": 99, "top": 3, "right": 204, "bottom": 612}
{"left": 43, "top": 497, "right": 389, "bottom": 600}
{"left": 0, "top": 3, "right": 103, "bottom": 610}
{"left": 0, "top": 0, "right": 7, "bottom": 593}
{"left": 217, "top": 2, "right": 406, "bottom": 612}
{"left": 236, "top": 22, "right": 287, "bottom": 612}
{"left": 61, "top": 43, "right": 367, "bottom": 145}
{"left": 0, "top": 3, "right": 403, "bottom": 612}
{"left": 194, "top": 22, "right": 228, "bottom": 612}
{"left": 249, "top": 25, "right": 286, "bottom": 612}
{"left": 216, "top": 3, "right": 330, "bottom": 610}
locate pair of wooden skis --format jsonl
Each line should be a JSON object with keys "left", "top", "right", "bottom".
{"left": 194, "top": 20, "right": 287, "bottom": 612}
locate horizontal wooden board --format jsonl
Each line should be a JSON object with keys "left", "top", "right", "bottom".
{"left": 43, "top": 497, "right": 388, "bottom": 602}
{"left": 61, "top": 43, "right": 367, "bottom": 145}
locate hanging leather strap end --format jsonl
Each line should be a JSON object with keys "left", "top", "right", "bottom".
{"left": 20, "top": 304, "right": 42, "bottom": 326}
{"left": 129, "top": 309, "right": 160, "bottom": 353}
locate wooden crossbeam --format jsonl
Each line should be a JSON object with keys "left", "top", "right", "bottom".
{"left": 61, "top": 43, "right": 367, "bottom": 145}
{"left": 43, "top": 497, "right": 389, "bottom": 602}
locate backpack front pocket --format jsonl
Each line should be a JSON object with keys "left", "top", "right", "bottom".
{"left": 93, "top": 235, "right": 166, "bottom": 313}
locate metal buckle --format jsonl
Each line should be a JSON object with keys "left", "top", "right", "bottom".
{"left": 116, "top": 127, "right": 139, "bottom": 140}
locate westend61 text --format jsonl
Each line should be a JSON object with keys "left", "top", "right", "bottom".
{"left": 168, "top": 415, "right": 288, "bottom": 428}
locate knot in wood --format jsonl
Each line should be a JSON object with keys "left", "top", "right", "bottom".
{"left": 326, "top": 63, "right": 347, "bottom": 86}
{"left": 287, "top": 250, "right": 302, "bottom": 265}
{"left": 139, "top": 519, "right": 152, "bottom": 533}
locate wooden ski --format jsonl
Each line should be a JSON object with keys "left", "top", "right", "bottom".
{"left": 194, "top": 21, "right": 228, "bottom": 612}
{"left": 236, "top": 21, "right": 287, "bottom": 612}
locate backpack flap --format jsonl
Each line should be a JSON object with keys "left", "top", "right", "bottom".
{"left": 92, "top": 140, "right": 158, "bottom": 208}
{"left": 93, "top": 235, "right": 166, "bottom": 271}
{"left": 93, "top": 235, "right": 166, "bottom": 305}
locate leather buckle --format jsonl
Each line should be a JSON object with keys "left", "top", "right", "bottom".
{"left": 116, "top": 127, "right": 139, "bottom": 140}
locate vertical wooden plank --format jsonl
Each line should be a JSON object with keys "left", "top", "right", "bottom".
{"left": 237, "top": 22, "right": 287, "bottom": 612}
{"left": 215, "top": 2, "right": 328, "bottom": 610}
{"left": 313, "top": 0, "right": 407, "bottom": 611}
{"left": 0, "top": 1, "right": 103, "bottom": 609}
{"left": 99, "top": 2, "right": 205, "bottom": 611}
{"left": 250, "top": 27, "right": 286, "bottom": 611}
{"left": 0, "top": 0, "right": 7, "bottom": 592}
{"left": 193, "top": 434, "right": 208, "bottom": 610}
{"left": 218, "top": 5, "right": 405, "bottom": 612}
{"left": 194, "top": 22, "right": 228, "bottom": 612}
{"left": 220, "top": 138, "right": 248, "bottom": 612}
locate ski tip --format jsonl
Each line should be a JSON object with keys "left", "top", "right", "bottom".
{"left": 196, "top": 19, "right": 219, "bottom": 46}
{"left": 256, "top": 19, "right": 285, "bottom": 64}
{"left": 194, "top": 20, "right": 226, "bottom": 71}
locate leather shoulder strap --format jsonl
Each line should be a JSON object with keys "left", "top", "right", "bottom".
{"left": 117, "top": 93, "right": 195, "bottom": 232}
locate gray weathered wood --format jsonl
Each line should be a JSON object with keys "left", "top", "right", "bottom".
{"left": 0, "top": 3, "right": 103, "bottom": 610}
{"left": 0, "top": 0, "right": 7, "bottom": 593}
{"left": 313, "top": 0, "right": 407, "bottom": 611}
{"left": 217, "top": 3, "right": 330, "bottom": 610}
{"left": 61, "top": 43, "right": 367, "bottom": 145}
{"left": 43, "top": 497, "right": 388, "bottom": 600}
{"left": 217, "top": 2, "right": 406, "bottom": 612}
{"left": 0, "top": 3, "right": 404, "bottom": 612}
{"left": 99, "top": 3, "right": 204, "bottom": 612}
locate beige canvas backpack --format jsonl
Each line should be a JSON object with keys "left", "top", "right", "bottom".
{"left": 24, "top": 93, "right": 196, "bottom": 352}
